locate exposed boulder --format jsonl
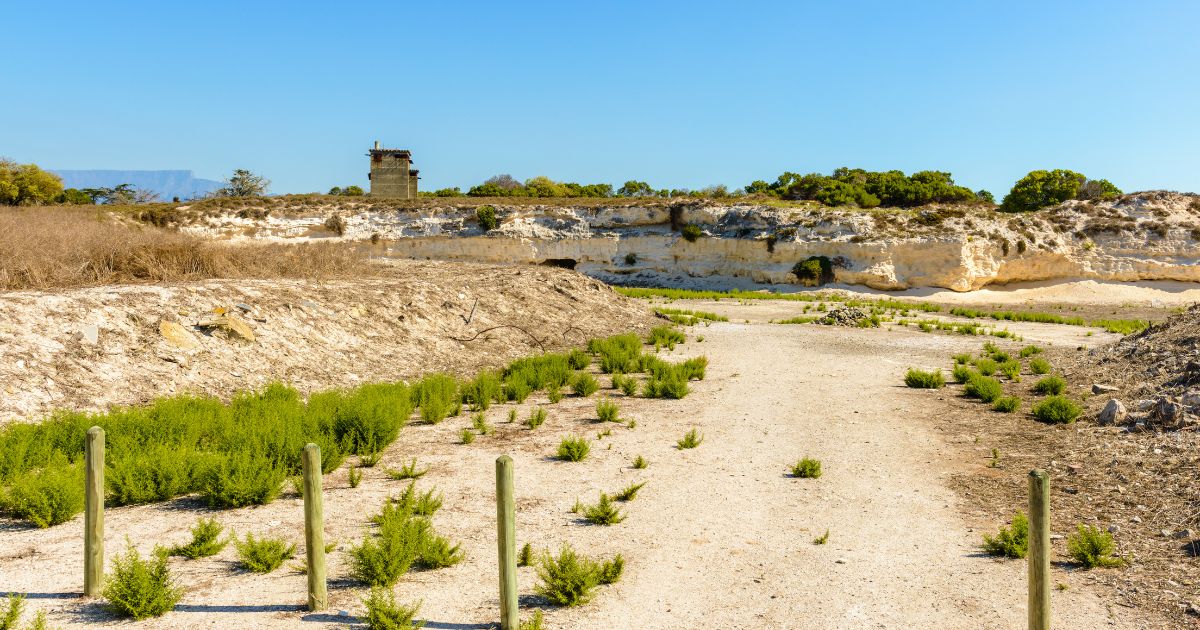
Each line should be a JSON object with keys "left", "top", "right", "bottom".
{"left": 1097, "top": 399, "right": 1127, "bottom": 426}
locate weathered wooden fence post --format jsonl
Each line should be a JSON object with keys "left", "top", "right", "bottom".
{"left": 1028, "top": 469, "right": 1050, "bottom": 630}
{"left": 84, "top": 426, "right": 105, "bottom": 597}
{"left": 302, "top": 443, "right": 327, "bottom": 611}
{"left": 495, "top": 455, "right": 518, "bottom": 630}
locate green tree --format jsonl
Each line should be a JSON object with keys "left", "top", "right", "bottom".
{"left": 0, "top": 159, "right": 64, "bottom": 205}
{"left": 1000, "top": 169, "right": 1085, "bottom": 212}
{"left": 57, "top": 188, "right": 94, "bottom": 204}
{"left": 328, "top": 186, "right": 342, "bottom": 195}
{"left": 976, "top": 189, "right": 995, "bottom": 204}
{"left": 744, "top": 180, "right": 772, "bottom": 195}
{"left": 617, "top": 180, "right": 654, "bottom": 197}
{"left": 217, "top": 169, "right": 270, "bottom": 197}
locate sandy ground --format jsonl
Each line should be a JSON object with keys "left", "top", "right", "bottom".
{"left": 0, "top": 316, "right": 1168, "bottom": 629}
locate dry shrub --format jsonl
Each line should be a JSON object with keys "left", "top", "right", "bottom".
{"left": 0, "top": 206, "right": 373, "bottom": 290}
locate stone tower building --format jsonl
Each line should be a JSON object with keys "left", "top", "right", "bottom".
{"left": 367, "top": 141, "right": 419, "bottom": 198}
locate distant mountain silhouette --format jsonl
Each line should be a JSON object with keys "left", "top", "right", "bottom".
{"left": 52, "top": 170, "right": 223, "bottom": 201}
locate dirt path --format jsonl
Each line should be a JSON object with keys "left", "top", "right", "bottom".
{"left": 0, "top": 321, "right": 1155, "bottom": 628}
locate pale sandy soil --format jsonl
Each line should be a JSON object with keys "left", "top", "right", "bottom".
{"left": 786, "top": 278, "right": 1200, "bottom": 308}
{"left": 0, "top": 319, "right": 1167, "bottom": 629}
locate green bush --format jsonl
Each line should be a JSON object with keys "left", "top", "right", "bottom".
{"left": 235, "top": 533, "right": 296, "bottom": 573}
{"left": 952, "top": 353, "right": 973, "bottom": 365}
{"left": 1067, "top": 524, "right": 1124, "bottom": 568}
{"left": 567, "top": 349, "right": 590, "bottom": 370}
{"left": 199, "top": 449, "right": 286, "bottom": 508}
{"left": 461, "top": 371, "right": 503, "bottom": 411}
{"left": 535, "top": 545, "right": 624, "bottom": 606}
{"left": 974, "top": 358, "right": 998, "bottom": 376}
{"left": 412, "top": 374, "right": 459, "bottom": 424}
{"left": 951, "top": 364, "right": 975, "bottom": 383}
{"left": 1029, "top": 357, "right": 1052, "bottom": 374}
{"left": 386, "top": 458, "right": 429, "bottom": 481}
{"left": 584, "top": 493, "right": 625, "bottom": 525}
{"left": 632, "top": 455, "right": 648, "bottom": 469}
{"left": 476, "top": 205, "right": 499, "bottom": 231}
{"left": 677, "top": 428, "right": 704, "bottom": 449}
{"left": 792, "top": 256, "right": 833, "bottom": 286}
{"left": 519, "top": 610, "right": 544, "bottom": 630}
{"left": 596, "top": 399, "right": 619, "bottom": 423}
{"left": 0, "top": 594, "right": 47, "bottom": 630}
{"left": 102, "top": 543, "right": 184, "bottom": 620}
{"left": 0, "top": 457, "right": 84, "bottom": 528}
{"left": 1033, "top": 375, "right": 1065, "bottom": 395}
{"left": 353, "top": 497, "right": 459, "bottom": 585}
{"left": 1031, "top": 396, "right": 1082, "bottom": 424}
{"left": 1019, "top": 345, "right": 1043, "bottom": 358}
{"left": 1000, "top": 169, "right": 1120, "bottom": 212}
{"left": 963, "top": 375, "right": 1003, "bottom": 403}
{"left": 982, "top": 512, "right": 1028, "bottom": 558}
{"left": 992, "top": 396, "right": 1021, "bottom": 413}
{"left": 644, "top": 372, "right": 690, "bottom": 399}
{"left": 362, "top": 587, "right": 423, "bottom": 630}
{"left": 525, "top": 407, "right": 546, "bottom": 430}
{"left": 517, "top": 543, "right": 534, "bottom": 567}
{"left": 791, "top": 457, "right": 822, "bottom": 478}
{"left": 999, "top": 360, "right": 1021, "bottom": 381}
{"left": 680, "top": 224, "right": 702, "bottom": 242}
{"left": 556, "top": 436, "right": 590, "bottom": 462}
{"left": 459, "top": 429, "right": 475, "bottom": 445}
{"left": 572, "top": 372, "right": 599, "bottom": 397}
{"left": 615, "top": 481, "right": 646, "bottom": 502}
{"left": 169, "top": 518, "right": 228, "bottom": 559}
{"left": 647, "top": 326, "right": 685, "bottom": 350}
{"left": 904, "top": 368, "right": 944, "bottom": 389}
{"left": 589, "top": 333, "right": 643, "bottom": 374}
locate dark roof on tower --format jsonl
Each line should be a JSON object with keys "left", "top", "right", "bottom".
{"left": 367, "top": 148, "right": 412, "bottom": 158}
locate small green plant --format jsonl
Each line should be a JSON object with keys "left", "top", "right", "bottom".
{"left": 362, "top": 587, "right": 424, "bottom": 630}
{"left": 677, "top": 428, "right": 704, "bottom": 449}
{"left": 596, "top": 399, "right": 620, "bottom": 422}
{"left": 584, "top": 493, "right": 625, "bottom": 525}
{"left": 567, "top": 348, "right": 591, "bottom": 370}
{"left": 1029, "top": 357, "right": 1052, "bottom": 374}
{"left": 615, "top": 481, "right": 646, "bottom": 502}
{"left": 904, "top": 368, "right": 944, "bottom": 389}
{"left": 680, "top": 224, "right": 702, "bottom": 242}
{"left": 0, "top": 594, "right": 47, "bottom": 630}
{"left": 235, "top": 533, "right": 297, "bottom": 573}
{"left": 476, "top": 205, "right": 499, "bottom": 231}
{"left": 952, "top": 364, "right": 975, "bottom": 383}
{"left": 0, "top": 460, "right": 84, "bottom": 528}
{"left": 999, "top": 360, "right": 1021, "bottom": 381}
{"left": 813, "top": 529, "right": 830, "bottom": 545}
{"left": 519, "top": 610, "right": 545, "bottom": 630}
{"left": 412, "top": 485, "right": 443, "bottom": 517}
{"left": 472, "top": 412, "right": 492, "bottom": 435}
{"left": 963, "top": 375, "right": 1003, "bottom": 403}
{"left": 169, "top": 518, "right": 228, "bottom": 559}
{"left": 507, "top": 408, "right": 517, "bottom": 423}
{"left": 952, "top": 353, "right": 973, "bottom": 365}
{"left": 982, "top": 512, "right": 1029, "bottom": 558}
{"left": 992, "top": 396, "right": 1020, "bottom": 413}
{"left": 974, "top": 358, "right": 998, "bottom": 376}
{"left": 556, "top": 436, "right": 591, "bottom": 462}
{"left": 517, "top": 542, "right": 533, "bottom": 567}
{"left": 102, "top": 543, "right": 184, "bottom": 620}
{"left": 791, "top": 457, "right": 823, "bottom": 478}
{"left": 535, "top": 545, "right": 624, "bottom": 607}
{"left": 526, "top": 407, "right": 547, "bottom": 429}
{"left": 387, "top": 458, "right": 429, "bottom": 481}
{"left": 1019, "top": 345, "right": 1043, "bottom": 358}
{"left": 632, "top": 455, "right": 648, "bottom": 469}
{"left": 647, "top": 325, "right": 686, "bottom": 350}
{"left": 1032, "top": 396, "right": 1082, "bottom": 424}
{"left": 618, "top": 375, "right": 638, "bottom": 396}
{"left": 459, "top": 428, "right": 475, "bottom": 444}
{"left": 359, "top": 449, "right": 383, "bottom": 468}
{"left": 981, "top": 341, "right": 999, "bottom": 355}
{"left": 349, "top": 465, "right": 363, "bottom": 488}
{"left": 626, "top": 419, "right": 637, "bottom": 429}
{"left": 570, "top": 497, "right": 583, "bottom": 514}
{"left": 597, "top": 428, "right": 612, "bottom": 439}
{"left": 987, "top": 448, "right": 1001, "bottom": 467}
{"left": 572, "top": 372, "right": 599, "bottom": 397}
{"left": 1033, "top": 375, "right": 1066, "bottom": 395}
{"left": 1067, "top": 524, "right": 1125, "bottom": 569}
{"left": 547, "top": 386, "right": 563, "bottom": 404}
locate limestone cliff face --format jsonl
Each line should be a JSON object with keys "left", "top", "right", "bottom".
{"left": 174, "top": 191, "right": 1200, "bottom": 292}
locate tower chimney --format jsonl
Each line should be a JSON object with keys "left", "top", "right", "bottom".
{"left": 374, "top": 140, "right": 381, "bottom": 150}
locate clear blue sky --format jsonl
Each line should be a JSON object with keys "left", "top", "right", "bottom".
{"left": 5, "top": 0, "right": 1199, "bottom": 196}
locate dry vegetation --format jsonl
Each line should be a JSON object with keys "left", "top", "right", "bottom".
{"left": 0, "top": 206, "right": 373, "bottom": 291}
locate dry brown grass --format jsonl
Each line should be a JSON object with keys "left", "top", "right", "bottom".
{"left": 0, "top": 206, "right": 374, "bottom": 291}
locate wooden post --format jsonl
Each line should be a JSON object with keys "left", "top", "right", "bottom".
{"left": 302, "top": 443, "right": 327, "bottom": 612}
{"left": 495, "top": 455, "right": 518, "bottom": 630}
{"left": 1028, "top": 469, "right": 1050, "bottom": 630}
{"left": 84, "top": 426, "right": 104, "bottom": 598}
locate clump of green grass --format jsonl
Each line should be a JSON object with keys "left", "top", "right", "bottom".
{"left": 596, "top": 399, "right": 620, "bottom": 422}
{"left": 556, "top": 436, "right": 591, "bottom": 462}
{"left": 102, "top": 543, "right": 184, "bottom": 620}
{"left": 963, "top": 375, "right": 1004, "bottom": 403}
{"left": 974, "top": 358, "right": 998, "bottom": 376}
{"left": 1019, "top": 345, "right": 1043, "bottom": 358}
{"left": 1032, "top": 396, "right": 1082, "bottom": 424}
{"left": 677, "top": 428, "right": 704, "bottom": 449}
{"left": 632, "top": 455, "right": 648, "bottom": 469}
{"left": 517, "top": 543, "right": 533, "bottom": 567}
{"left": 952, "top": 364, "right": 975, "bottom": 383}
{"left": 813, "top": 529, "right": 830, "bottom": 545}
{"left": 525, "top": 407, "right": 547, "bottom": 429}
{"left": 999, "top": 360, "right": 1021, "bottom": 381}
{"left": 791, "top": 457, "right": 823, "bottom": 478}
{"left": 648, "top": 325, "right": 686, "bottom": 350}
{"left": 386, "top": 458, "right": 429, "bottom": 481}
{"left": 567, "top": 348, "right": 591, "bottom": 370}
{"left": 992, "top": 396, "right": 1021, "bottom": 413}
{"left": 359, "top": 449, "right": 383, "bottom": 468}
{"left": 615, "top": 481, "right": 646, "bottom": 502}
{"left": 952, "top": 353, "right": 973, "bottom": 365}
{"left": 169, "top": 518, "right": 228, "bottom": 559}
{"left": 1067, "top": 524, "right": 1125, "bottom": 568}
{"left": 535, "top": 545, "right": 624, "bottom": 607}
{"left": 982, "top": 512, "right": 1028, "bottom": 558}
{"left": 546, "top": 386, "right": 564, "bottom": 404}
{"left": 507, "top": 408, "right": 517, "bottom": 423}
{"left": 572, "top": 372, "right": 599, "bottom": 397}
{"left": 349, "top": 465, "right": 363, "bottom": 488}
{"left": 461, "top": 371, "right": 503, "bottom": 412}
{"left": 362, "top": 587, "right": 422, "bottom": 630}
{"left": 459, "top": 429, "right": 475, "bottom": 445}
{"left": 472, "top": 412, "right": 492, "bottom": 435}
{"left": 1033, "top": 375, "right": 1066, "bottom": 395}
{"left": 904, "top": 368, "right": 945, "bottom": 389}
{"left": 519, "top": 610, "right": 545, "bottom": 630}
{"left": 235, "top": 533, "right": 296, "bottom": 573}
{"left": 1029, "top": 357, "right": 1052, "bottom": 374}
{"left": 584, "top": 493, "right": 625, "bottom": 525}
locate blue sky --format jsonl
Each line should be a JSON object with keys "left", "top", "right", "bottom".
{"left": 4, "top": 1, "right": 1198, "bottom": 196}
